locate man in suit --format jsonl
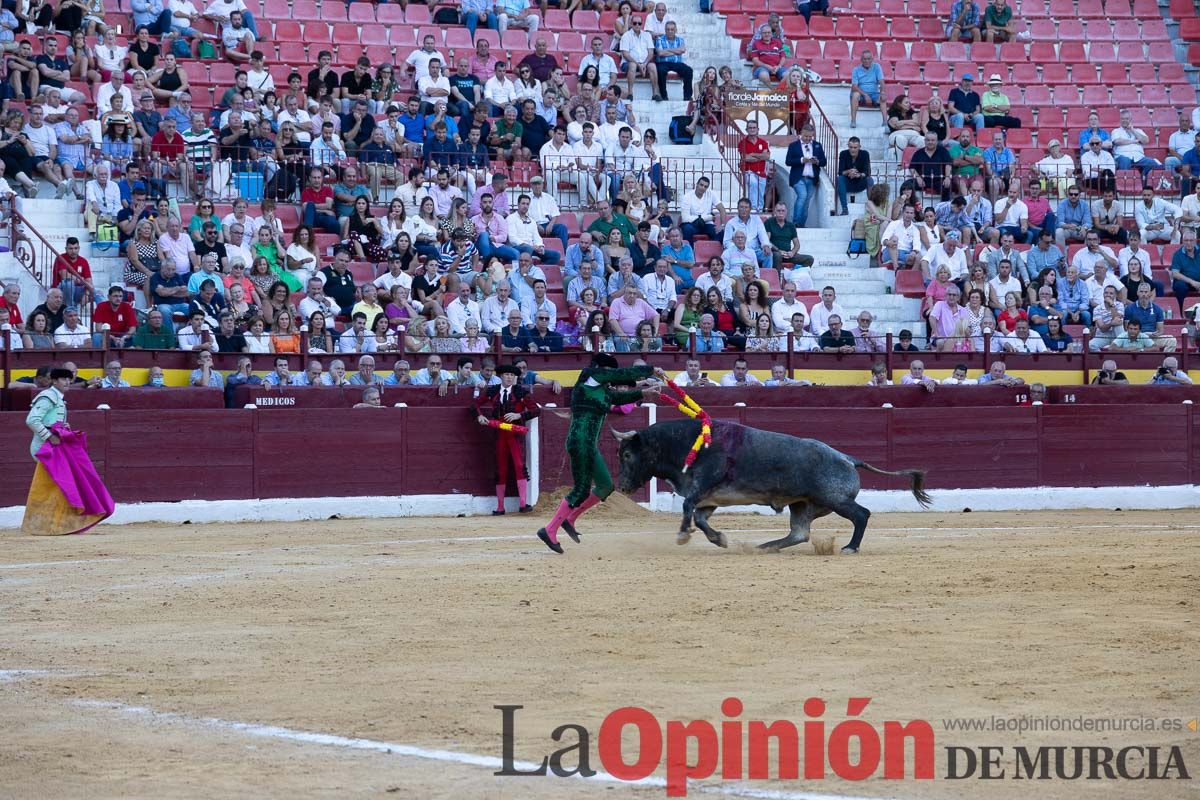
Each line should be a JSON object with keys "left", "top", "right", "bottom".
{"left": 785, "top": 124, "right": 826, "bottom": 228}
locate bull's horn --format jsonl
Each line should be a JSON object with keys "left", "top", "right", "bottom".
{"left": 611, "top": 429, "right": 637, "bottom": 441}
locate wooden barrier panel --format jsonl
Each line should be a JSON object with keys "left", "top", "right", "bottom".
{"left": 5, "top": 387, "right": 225, "bottom": 412}
{"left": 0, "top": 403, "right": 1195, "bottom": 509}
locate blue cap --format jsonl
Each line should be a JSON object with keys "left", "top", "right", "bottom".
{"left": 961, "top": 73, "right": 974, "bottom": 81}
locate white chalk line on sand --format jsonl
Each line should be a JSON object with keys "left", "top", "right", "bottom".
{"left": 0, "top": 557, "right": 127, "bottom": 570}
{"left": 68, "top": 698, "right": 907, "bottom": 800}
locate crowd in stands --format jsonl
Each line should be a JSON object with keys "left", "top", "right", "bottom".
{"left": 0, "top": 0, "right": 1197, "bottom": 377}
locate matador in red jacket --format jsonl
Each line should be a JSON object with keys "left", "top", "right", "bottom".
{"left": 473, "top": 364, "right": 540, "bottom": 515}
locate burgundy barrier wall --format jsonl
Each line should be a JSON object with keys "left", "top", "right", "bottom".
{"left": 1, "top": 403, "right": 1196, "bottom": 509}
{"left": 5, "top": 387, "right": 225, "bottom": 412}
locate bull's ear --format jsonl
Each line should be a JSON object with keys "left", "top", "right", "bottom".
{"left": 611, "top": 429, "right": 637, "bottom": 442}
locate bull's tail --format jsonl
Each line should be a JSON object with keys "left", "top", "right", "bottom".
{"left": 853, "top": 461, "right": 932, "bottom": 508}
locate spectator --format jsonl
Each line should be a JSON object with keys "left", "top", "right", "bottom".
{"left": 848, "top": 50, "right": 884, "bottom": 129}
{"left": 653, "top": 21, "right": 692, "bottom": 103}
{"left": 746, "top": 23, "right": 785, "bottom": 86}
{"left": 1180, "top": 135, "right": 1200, "bottom": 197}
{"left": 1035, "top": 140, "right": 1076, "bottom": 200}
{"left": 785, "top": 125, "right": 826, "bottom": 228}
{"left": 1055, "top": 186, "right": 1091, "bottom": 249}
{"left": 980, "top": 74, "right": 1020, "bottom": 129}
{"left": 1090, "top": 358, "right": 1129, "bottom": 384}
{"left": 947, "top": 73, "right": 984, "bottom": 132}
{"left": 1089, "top": 285, "right": 1125, "bottom": 350}
{"left": 881, "top": 204, "right": 921, "bottom": 270}
{"left": 941, "top": 364, "right": 976, "bottom": 385}
{"left": 1058, "top": 265, "right": 1091, "bottom": 326}
{"left": 893, "top": 328, "right": 920, "bottom": 352}
{"left": 909, "top": 131, "right": 953, "bottom": 202}
{"left": 219, "top": 9, "right": 254, "bottom": 64}
{"left": 1107, "top": 318, "right": 1162, "bottom": 352}
{"left": 991, "top": 183, "right": 1028, "bottom": 244}
{"left": 807, "top": 285, "right": 846, "bottom": 334}
{"left": 866, "top": 362, "right": 893, "bottom": 386}
{"left": 981, "top": 130, "right": 1015, "bottom": 201}
{"left": 946, "top": 0, "right": 982, "bottom": 42}
{"left": 1002, "top": 317, "right": 1048, "bottom": 353}
{"left": 920, "top": 230, "right": 968, "bottom": 282}
{"left": 793, "top": 0, "right": 828, "bottom": 23}
{"left": 901, "top": 360, "right": 938, "bottom": 391}
{"left": 1079, "top": 136, "right": 1117, "bottom": 195}
{"left": 720, "top": 357, "right": 763, "bottom": 385}
{"left": 1027, "top": 283, "right": 1065, "bottom": 336}
{"left": 1110, "top": 109, "right": 1160, "bottom": 181}
{"left": 1135, "top": 187, "right": 1181, "bottom": 245}
{"left": 835, "top": 136, "right": 872, "bottom": 216}
{"left": 765, "top": 203, "right": 813, "bottom": 278}
{"left": 1170, "top": 229, "right": 1200, "bottom": 306}
{"left": 982, "top": 0, "right": 1015, "bottom": 42}
{"left": 1072, "top": 231, "right": 1118, "bottom": 279}
{"left": 693, "top": 313, "right": 725, "bottom": 352}
{"left": 927, "top": 283, "right": 968, "bottom": 344}
{"left": 1085, "top": 188, "right": 1121, "bottom": 249}
{"left": 674, "top": 357, "right": 715, "bottom": 387}
{"left": 886, "top": 95, "right": 924, "bottom": 153}
{"left": 679, "top": 175, "right": 725, "bottom": 241}
{"left": 977, "top": 360, "right": 1024, "bottom": 385}
{"left": 852, "top": 311, "right": 885, "bottom": 353}
{"left": 1149, "top": 356, "right": 1193, "bottom": 385}
{"left": 736, "top": 120, "right": 771, "bottom": 214}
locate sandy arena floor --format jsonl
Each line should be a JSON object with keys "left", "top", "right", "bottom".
{"left": 1, "top": 505, "right": 1198, "bottom": 800}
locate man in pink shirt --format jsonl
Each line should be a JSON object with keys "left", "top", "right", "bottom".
{"left": 927, "top": 284, "right": 969, "bottom": 344}
{"left": 609, "top": 284, "right": 660, "bottom": 344}
{"left": 471, "top": 192, "right": 520, "bottom": 262}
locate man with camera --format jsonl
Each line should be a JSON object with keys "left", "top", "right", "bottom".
{"left": 1149, "top": 357, "right": 1193, "bottom": 385}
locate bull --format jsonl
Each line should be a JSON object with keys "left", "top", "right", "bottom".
{"left": 613, "top": 419, "right": 931, "bottom": 554}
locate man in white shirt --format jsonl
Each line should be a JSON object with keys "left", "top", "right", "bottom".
{"left": 1080, "top": 136, "right": 1117, "bottom": 194}
{"left": 720, "top": 358, "right": 763, "bottom": 386}
{"left": 1085, "top": 259, "right": 1124, "bottom": 307}
{"left": 526, "top": 175, "right": 567, "bottom": 250}
{"left": 920, "top": 231, "right": 968, "bottom": 281}
{"left": 991, "top": 183, "right": 1028, "bottom": 242}
{"left": 53, "top": 307, "right": 91, "bottom": 348}
{"left": 176, "top": 310, "right": 216, "bottom": 352}
{"left": 644, "top": 2, "right": 674, "bottom": 36}
{"left": 770, "top": 282, "right": 808, "bottom": 331}
{"left": 417, "top": 58, "right": 452, "bottom": 113}
{"left": 572, "top": 122, "right": 606, "bottom": 207}
{"left": 446, "top": 283, "right": 482, "bottom": 334}
{"left": 1070, "top": 230, "right": 1118, "bottom": 279}
{"left": 309, "top": 121, "right": 347, "bottom": 167}
{"left": 987, "top": 257, "right": 1023, "bottom": 310}
{"left": 84, "top": 163, "right": 122, "bottom": 233}
{"left": 642, "top": 259, "right": 678, "bottom": 316}
{"left": 603, "top": 123, "right": 648, "bottom": 201}
{"left": 674, "top": 358, "right": 716, "bottom": 388}
{"left": 693, "top": 257, "right": 735, "bottom": 302}
{"left": 506, "top": 193, "right": 558, "bottom": 263}
{"left": 1034, "top": 139, "right": 1076, "bottom": 199}
{"left": 519, "top": 274, "right": 556, "bottom": 325}
{"left": 880, "top": 204, "right": 921, "bottom": 270}
{"left": 219, "top": 9, "right": 255, "bottom": 64}
{"left": 721, "top": 230, "right": 760, "bottom": 274}
{"left": 481, "top": 283, "right": 520, "bottom": 334}
{"left": 22, "top": 104, "right": 69, "bottom": 196}
{"left": 577, "top": 36, "right": 618, "bottom": 88}
{"left": 1117, "top": 229, "right": 1153, "bottom": 277}
{"left": 539, "top": 128, "right": 575, "bottom": 205}
{"left": 1003, "top": 318, "right": 1048, "bottom": 353}
{"left": 900, "top": 361, "right": 938, "bottom": 391}
{"left": 336, "top": 313, "right": 378, "bottom": 354}
{"left": 1110, "top": 108, "right": 1161, "bottom": 180}
{"left": 940, "top": 364, "right": 977, "bottom": 385}
{"left": 1164, "top": 112, "right": 1196, "bottom": 173}
{"left": 1133, "top": 186, "right": 1181, "bottom": 244}
{"left": 619, "top": 16, "right": 659, "bottom": 100}
{"left": 373, "top": 253, "right": 413, "bottom": 295}
{"left": 297, "top": 277, "right": 338, "bottom": 323}
{"left": 276, "top": 94, "right": 312, "bottom": 143}
{"left": 405, "top": 34, "right": 445, "bottom": 83}
{"left": 680, "top": 175, "right": 726, "bottom": 242}
{"left": 807, "top": 285, "right": 846, "bottom": 334}
{"left": 1180, "top": 182, "right": 1200, "bottom": 234}
{"left": 722, "top": 198, "right": 772, "bottom": 268}
{"left": 483, "top": 61, "right": 517, "bottom": 115}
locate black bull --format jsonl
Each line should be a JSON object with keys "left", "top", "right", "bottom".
{"left": 613, "top": 419, "right": 931, "bottom": 554}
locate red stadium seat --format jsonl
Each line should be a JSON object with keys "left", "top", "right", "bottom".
{"left": 1141, "top": 85, "right": 1171, "bottom": 107}
{"left": 348, "top": 3, "right": 375, "bottom": 23}
{"left": 544, "top": 9, "right": 570, "bottom": 29}
{"left": 377, "top": 4, "right": 404, "bottom": 24}
{"left": 890, "top": 18, "right": 918, "bottom": 40}
{"left": 808, "top": 16, "right": 835, "bottom": 37}
{"left": 1088, "top": 42, "right": 1117, "bottom": 64}
{"left": 895, "top": 270, "right": 924, "bottom": 296}
{"left": 291, "top": 0, "right": 319, "bottom": 20}
{"left": 937, "top": 41, "right": 968, "bottom": 63}
{"left": 924, "top": 61, "right": 951, "bottom": 83}
{"left": 781, "top": 16, "right": 808, "bottom": 37}
{"left": 1027, "top": 19, "right": 1056, "bottom": 41}
{"left": 405, "top": 5, "right": 432, "bottom": 24}
{"left": 1112, "top": 19, "right": 1141, "bottom": 41}
{"left": 332, "top": 23, "right": 359, "bottom": 45}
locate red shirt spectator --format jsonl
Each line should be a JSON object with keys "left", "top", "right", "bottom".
{"left": 748, "top": 35, "right": 784, "bottom": 68}
{"left": 301, "top": 184, "right": 333, "bottom": 207}
{"left": 52, "top": 252, "right": 92, "bottom": 288}
{"left": 739, "top": 133, "right": 770, "bottom": 177}
{"left": 152, "top": 128, "right": 185, "bottom": 159}
{"left": 0, "top": 286, "right": 22, "bottom": 327}
{"left": 93, "top": 295, "right": 138, "bottom": 335}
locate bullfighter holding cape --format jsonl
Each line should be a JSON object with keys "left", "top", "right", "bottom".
{"left": 473, "top": 364, "right": 540, "bottom": 515}
{"left": 536, "top": 354, "right": 663, "bottom": 554}
{"left": 22, "top": 367, "right": 114, "bottom": 535}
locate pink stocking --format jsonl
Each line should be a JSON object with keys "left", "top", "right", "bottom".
{"left": 495, "top": 485, "right": 506, "bottom": 512}
{"left": 566, "top": 493, "right": 602, "bottom": 523}
{"left": 516, "top": 479, "right": 528, "bottom": 506}
{"left": 544, "top": 499, "right": 571, "bottom": 539}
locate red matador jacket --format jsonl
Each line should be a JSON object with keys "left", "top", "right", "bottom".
{"left": 472, "top": 384, "right": 541, "bottom": 428}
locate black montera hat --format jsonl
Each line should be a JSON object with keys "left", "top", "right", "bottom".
{"left": 592, "top": 353, "right": 619, "bottom": 369}
{"left": 496, "top": 365, "right": 521, "bottom": 376}
{"left": 50, "top": 367, "right": 74, "bottom": 380}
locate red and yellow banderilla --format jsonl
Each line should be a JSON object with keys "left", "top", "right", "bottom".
{"left": 660, "top": 380, "right": 712, "bottom": 472}
{"left": 487, "top": 419, "right": 529, "bottom": 434}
